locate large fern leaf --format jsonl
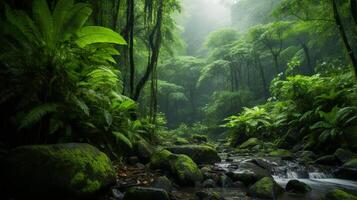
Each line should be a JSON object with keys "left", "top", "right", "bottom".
{"left": 75, "top": 26, "right": 127, "bottom": 48}
{"left": 19, "top": 103, "right": 58, "bottom": 129}
{"left": 52, "top": 0, "right": 74, "bottom": 42}
{"left": 32, "top": 0, "right": 54, "bottom": 47}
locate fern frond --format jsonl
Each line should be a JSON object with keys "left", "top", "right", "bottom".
{"left": 19, "top": 103, "right": 59, "bottom": 129}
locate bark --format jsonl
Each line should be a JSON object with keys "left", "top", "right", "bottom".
{"left": 257, "top": 57, "right": 268, "bottom": 97}
{"left": 300, "top": 41, "right": 313, "bottom": 74}
{"left": 332, "top": 0, "right": 357, "bottom": 76}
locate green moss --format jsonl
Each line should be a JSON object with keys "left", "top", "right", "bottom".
{"left": 323, "top": 189, "right": 357, "bottom": 200}
{"left": 165, "top": 145, "right": 220, "bottom": 164}
{"left": 174, "top": 137, "right": 190, "bottom": 145}
{"left": 344, "top": 158, "right": 357, "bottom": 168}
{"left": 269, "top": 149, "right": 293, "bottom": 158}
{"left": 239, "top": 138, "right": 261, "bottom": 149}
{"left": 249, "top": 177, "right": 284, "bottom": 199}
{"left": 150, "top": 149, "right": 173, "bottom": 169}
{"left": 171, "top": 154, "right": 203, "bottom": 185}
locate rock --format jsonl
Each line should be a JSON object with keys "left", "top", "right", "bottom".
{"left": 248, "top": 177, "right": 284, "bottom": 199}
{"left": 111, "top": 188, "right": 124, "bottom": 199}
{"left": 202, "top": 179, "right": 216, "bottom": 188}
{"left": 196, "top": 191, "right": 223, "bottom": 200}
{"left": 170, "top": 154, "right": 203, "bottom": 186}
{"left": 285, "top": 179, "right": 311, "bottom": 193}
{"left": 1, "top": 143, "right": 115, "bottom": 198}
{"left": 315, "top": 155, "right": 340, "bottom": 165}
{"left": 299, "top": 151, "right": 316, "bottom": 160}
{"left": 151, "top": 176, "right": 173, "bottom": 192}
{"left": 269, "top": 149, "right": 293, "bottom": 160}
{"left": 150, "top": 149, "right": 173, "bottom": 170}
{"left": 334, "top": 148, "right": 355, "bottom": 163}
{"left": 136, "top": 140, "right": 153, "bottom": 163}
{"left": 191, "top": 134, "right": 208, "bottom": 144}
{"left": 165, "top": 145, "right": 220, "bottom": 165}
{"left": 246, "top": 158, "right": 275, "bottom": 171}
{"left": 217, "top": 174, "right": 233, "bottom": 187}
{"left": 322, "top": 189, "right": 357, "bottom": 200}
{"left": 123, "top": 187, "right": 170, "bottom": 200}
{"left": 174, "top": 137, "right": 190, "bottom": 145}
{"left": 239, "top": 138, "right": 261, "bottom": 149}
{"left": 334, "top": 158, "right": 357, "bottom": 180}
{"left": 229, "top": 162, "right": 271, "bottom": 186}
{"left": 232, "top": 181, "right": 245, "bottom": 188}
{"left": 128, "top": 156, "right": 139, "bottom": 165}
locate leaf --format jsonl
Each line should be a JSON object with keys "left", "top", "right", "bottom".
{"left": 76, "top": 26, "right": 127, "bottom": 48}
{"left": 103, "top": 109, "right": 112, "bottom": 127}
{"left": 33, "top": 0, "right": 54, "bottom": 46}
{"left": 63, "top": 3, "right": 92, "bottom": 38}
{"left": 113, "top": 131, "right": 133, "bottom": 149}
{"left": 19, "top": 103, "right": 58, "bottom": 129}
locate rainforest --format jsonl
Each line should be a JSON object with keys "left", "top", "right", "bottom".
{"left": 0, "top": 0, "right": 357, "bottom": 200}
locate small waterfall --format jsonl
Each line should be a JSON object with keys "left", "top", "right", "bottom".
{"left": 309, "top": 172, "right": 332, "bottom": 179}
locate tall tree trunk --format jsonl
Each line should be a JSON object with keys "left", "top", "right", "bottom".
{"left": 300, "top": 41, "right": 313, "bottom": 74}
{"left": 351, "top": 0, "right": 357, "bottom": 25}
{"left": 257, "top": 57, "right": 268, "bottom": 97}
{"left": 133, "top": 0, "right": 164, "bottom": 100}
{"left": 272, "top": 54, "right": 280, "bottom": 74}
{"left": 332, "top": 0, "right": 357, "bottom": 76}
{"left": 127, "top": 0, "right": 135, "bottom": 96}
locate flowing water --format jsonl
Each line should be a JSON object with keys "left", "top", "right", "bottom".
{"left": 213, "top": 152, "right": 357, "bottom": 200}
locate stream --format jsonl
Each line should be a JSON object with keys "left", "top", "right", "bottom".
{"left": 212, "top": 151, "right": 357, "bottom": 200}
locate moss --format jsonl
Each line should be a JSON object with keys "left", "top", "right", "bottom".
{"left": 165, "top": 145, "right": 220, "bottom": 164}
{"left": 150, "top": 149, "right": 173, "bottom": 169}
{"left": 191, "top": 134, "right": 208, "bottom": 143}
{"left": 2, "top": 143, "right": 115, "bottom": 197}
{"left": 239, "top": 138, "right": 261, "bottom": 149}
{"left": 323, "top": 189, "right": 357, "bottom": 200}
{"left": 269, "top": 149, "right": 293, "bottom": 159}
{"left": 171, "top": 154, "right": 203, "bottom": 185}
{"left": 174, "top": 137, "right": 190, "bottom": 145}
{"left": 344, "top": 158, "right": 357, "bottom": 168}
{"left": 249, "top": 177, "right": 284, "bottom": 199}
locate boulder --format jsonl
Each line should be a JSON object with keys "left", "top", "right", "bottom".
{"left": 150, "top": 149, "right": 172, "bottom": 170}
{"left": 1, "top": 143, "right": 115, "bottom": 198}
{"left": 165, "top": 145, "right": 220, "bottom": 165}
{"left": 217, "top": 174, "right": 233, "bottom": 187}
{"left": 269, "top": 149, "right": 293, "bottom": 160}
{"left": 170, "top": 154, "right": 203, "bottom": 186}
{"left": 334, "top": 149, "right": 355, "bottom": 163}
{"left": 315, "top": 155, "right": 340, "bottom": 166}
{"left": 285, "top": 179, "right": 311, "bottom": 193}
{"left": 334, "top": 158, "right": 357, "bottom": 180}
{"left": 123, "top": 187, "right": 170, "bottom": 200}
{"left": 174, "top": 137, "right": 190, "bottom": 145}
{"left": 202, "top": 179, "right": 216, "bottom": 188}
{"left": 239, "top": 138, "right": 261, "bottom": 149}
{"left": 229, "top": 161, "right": 272, "bottom": 186}
{"left": 248, "top": 177, "right": 284, "bottom": 199}
{"left": 191, "top": 134, "right": 208, "bottom": 144}
{"left": 196, "top": 191, "right": 223, "bottom": 200}
{"left": 322, "top": 189, "right": 357, "bottom": 200}
{"left": 151, "top": 176, "right": 173, "bottom": 192}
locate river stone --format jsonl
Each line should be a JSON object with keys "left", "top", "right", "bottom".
{"left": 217, "top": 174, "right": 233, "bottom": 187}
{"left": 322, "top": 189, "right": 357, "bottom": 200}
{"left": 334, "top": 148, "right": 355, "bottom": 163}
{"left": 285, "top": 179, "right": 311, "bottom": 193}
{"left": 165, "top": 145, "right": 220, "bottom": 165}
{"left": 334, "top": 158, "right": 357, "bottom": 180}
{"left": 123, "top": 187, "right": 170, "bottom": 200}
{"left": 150, "top": 149, "right": 173, "bottom": 170}
{"left": 239, "top": 138, "right": 261, "bottom": 149}
{"left": 1, "top": 143, "right": 115, "bottom": 198}
{"left": 151, "top": 176, "right": 173, "bottom": 192}
{"left": 230, "top": 161, "right": 272, "bottom": 186}
{"left": 202, "top": 179, "right": 217, "bottom": 188}
{"left": 170, "top": 154, "right": 203, "bottom": 186}
{"left": 248, "top": 177, "right": 284, "bottom": 199}
{"left": 315, "top": 155, "right": 340, "bottom": 165}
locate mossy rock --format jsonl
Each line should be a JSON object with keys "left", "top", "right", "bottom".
{"left": 123, "top": 186, "right": 170, "bottom": 200}
{"left": 322, "top": 189, "right": 357, "bottom": 200}
{"left": 165, "top": 145, "right": 220, "bottom": 165}
{"left": 315, "top": 155, "right": 340, "bottom": 166}
{"left": 230, "top": 162, "right": 271, "bottom": 186}
{"left": 174, "top": 137, "right": 190, "bottom": 145}
{"left": 334, "top": 148, "right": 355, "bottom": 163}
{"left": 248, "top": 177, "right": 284, "bottom": 199}
{"left": 150, "top": 149, "right": 173, "bottom": 170}
{"left": 1, "top": 143, "right": 115, "bottom": 198}
{"left": 269, "top": 149, "right": 293, "bottom": 160}
{"left": 170, "top": 154, "right": 203, "bottom": 186}
{"left": 136, "top": 139, "right": 153, "bottom": 163}
{"left": 285, "top": 179, "right": 311, "bottom": 193}
{"left": 334, "top": 158, "right": 357, "bottom": 180}
{"left": 191, "top": 134, "right": 208, "bottom": 143}
{"left": 344, "top": 158, "right": 357, "bottom": 168}
{"left": 239, "top": 138, "right": 261, "bottom": 149}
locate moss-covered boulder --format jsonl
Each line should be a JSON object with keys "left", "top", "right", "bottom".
{"left": 123, "top": 187, "right": 170, "bottom": 200}
{"left": 239, "top": 138, "right": 261, "bottom": 149}
{"left": 334, "top": 148, "right": 355, "bottom": 163}
{"left": 170, "top": 154, "right": 203, "bottom": 186}
{"left": 315, "top": 155, "right": 340, "bottom": 166}
{"left": 174, "top": 137, "right": 190, "bottom": 145}
{"left": 228, "top": 162, "right": 272, "bottom": 186}
{"left": 191, "top": 134, "right": 208, "bottom": 144}
{"left": 269, "top": 149, "right": 293, "bottom": 160}
{"left": 322, "top": 189, "right": 357, "bottom": 200}
{"left": 151, "top": 176, "right": 173, "bottom": 192}
{"left": 334, "top": 158, "right": 357, "bottom": 180}
{"left": 150, "top": 149, "right": 173, "bottom": 169}
{"left": 165, "top": 145, "right": 220, "bottom": 164}
{"left": 1, "top": 143, "right": 115, "bottom": 198}
{"left": 136, "top": 139, "right": 153, "bottom": 163}
{"left": 285, "top": 179, "right": 311, "bottom": 193}
{"left": 248, "top": 177, "right": 284, "bottom": 199}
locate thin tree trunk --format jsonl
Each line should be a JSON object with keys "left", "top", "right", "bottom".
{"left": 257, "top": 57, "right": 268, "bottom": 97}
{"left": 272, "top": 54, "right": 280, "bottom": 74}
{"left": 332, "top": 0, "right": 357, "bottom": 76}
{"left": 351, "top": 0, "right": 357, "bottom": 25}
{"left": 300, "top": 41, "right": 313, "bottom": 74}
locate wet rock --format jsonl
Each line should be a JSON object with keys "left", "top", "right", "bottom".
{"left": 196, "top": 191, "right": 223, "bottom": 200}
{"left": 202, "top": 179, "right": 216, "bottom": 188}
{"left": 248, "top": 177, "right": 284, "bottom": 199}
{"left": 111, "top": 188, "right": 124, "bottom": 199}
{"left": 151, "top": 176, "right": 173, "bottom": 192}
{"left": 229, "top": 162, "right": 271, "bottom": 186}
{"left": 246, "top": 158, "right": 275, "bottom": 171}
{"left": 285, "top": 179, "right": 311, "bottom": 193}
{"left": 123, "top": 187, "right": 170, "bottom": 200}
{"left": 0, "top": 143, "right": 115, "bottom": 198}
{"left": 334, "top": 158, "right": 357, "bottom": 180}
{"left": 217, "top": 174, "right": 233, "bottom": 187}
{"left": 269, "top": 149, "right": 293, "bottom": 160}
{"left": 239, "top": 138, "right": 261, "bottom": 149}
{"left": 166, "top": 145, "right": 220, "bottom": 165}
{"left": 334, "top": 148, "right": 355, "bottom": 163}
{"left": 170, "top": 154, "right": 203, "bottom": 186}
{"left": 322, "top": 189, "right": 357, "bottom": 200}
{"left": 232, "top": 181, "right": 245, "bottom": 188}
{"left": 191, "top": 134, "right": 208, "bottom": 144}
{"left": 315, "top": 155, "right": 340, "bottom": 166}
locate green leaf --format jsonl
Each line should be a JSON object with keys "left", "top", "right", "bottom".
{"left": 76, "top": 26, "right": 127, "bottom": 48}
{"left": 19, "top": 103, "right": 58, "bottom": 129}
{"left": 33, "top": 0, "right": 54, "bottom": 46}
{"left": 113, "top": 131, "right": 133, "bottom": 149}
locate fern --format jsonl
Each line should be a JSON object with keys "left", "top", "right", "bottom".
{"left": 19, "top": 103, "right": 59, "bottom": 129}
